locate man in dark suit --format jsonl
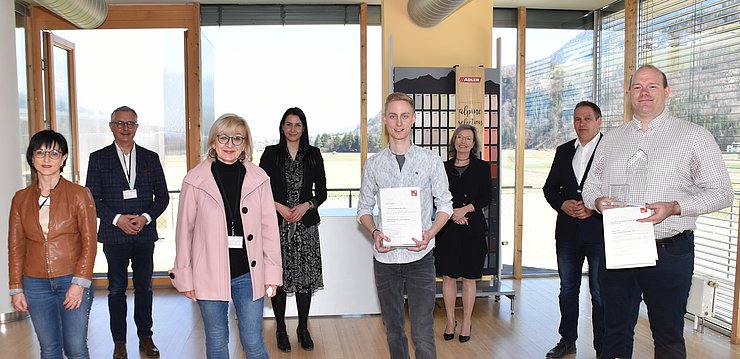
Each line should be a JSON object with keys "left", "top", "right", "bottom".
{"left": 86, "top": 106, "right": 169, "bottom": 359}
{"left": 543, "top": 101, "right": 604, "bottom": 358}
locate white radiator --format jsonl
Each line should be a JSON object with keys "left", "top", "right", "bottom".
{"left": 685, "top": 275, "right": 719, "bottom": 332}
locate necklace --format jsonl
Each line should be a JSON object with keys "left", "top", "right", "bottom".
{"left": 38, "top": 177, "right": 60, "bottom": 209}
{"left": 39, "top": 194, "right": 50, "bottom": 209}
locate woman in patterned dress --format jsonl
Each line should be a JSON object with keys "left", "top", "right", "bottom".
{"left": 259, "top": 107, "right": 327, "bottom": 352}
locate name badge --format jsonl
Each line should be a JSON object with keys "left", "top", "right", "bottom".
{"left": 123, "top": 189, "right": 138, "bottom": 200}
{"left": 228, "top": 235, "right": 244, "bottom": 249}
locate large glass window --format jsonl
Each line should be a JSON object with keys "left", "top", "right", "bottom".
{"left": 493, "top": 27, "right": 517, "bottom": 276}
{"left": 53, "top": 29, "right": 187, "bottom": 274}
{"left": 522, "top": 27, "right": 594, "bottom": 275}
{"left": 200, "top": 24, "right": 365, "bottom": 207}
{"left": 16, "top": 8, "right": 30, "bottom": 185}
{"left": 494, "top": 8, "right": 595, "bottom": 277}
{"left": 367, "top": 25, "right": 383, "bottom": 154}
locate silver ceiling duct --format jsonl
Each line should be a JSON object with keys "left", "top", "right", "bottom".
{"left": 407, "top": 0, "right": 469, "bottom": 28}
{"left": 36, "top": 0, "right": 108, "bottom": 29}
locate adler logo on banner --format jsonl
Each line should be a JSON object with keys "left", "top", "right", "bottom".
{"left": 459, "top": 76, "right": 481, "bottom": 83}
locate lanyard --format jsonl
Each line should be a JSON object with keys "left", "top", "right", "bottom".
{"left": 123, "top": 151, "right": 133, "bottom": 189}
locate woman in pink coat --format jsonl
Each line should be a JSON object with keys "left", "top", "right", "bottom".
{"left": 170, "top": 113, "right": 282, "bottom": 359}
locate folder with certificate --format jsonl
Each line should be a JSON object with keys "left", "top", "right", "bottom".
{"left": 378, "top": 187, "right": 423, "bottom": 248}
{"left": 602, "top": 206, "right": 658, "bottom": 269}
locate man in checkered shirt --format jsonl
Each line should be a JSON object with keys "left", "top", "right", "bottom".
{"left": 582, "top": 65, "right": 732, "bottom": 359}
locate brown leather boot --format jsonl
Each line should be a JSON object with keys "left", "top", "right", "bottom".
{"left": 139, "top": 337, "right": 160, "bottom": 358}
{"left": 113, "top": 341, "right": 127, "bottom": 359}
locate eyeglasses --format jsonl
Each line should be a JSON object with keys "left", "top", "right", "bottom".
{"left": 111, "top": 121, "right": 139, "bottom": 129}
{"left": 217, "top": 135, "right": 245, "bottom": 146}
{"left": 455, "top": 135, "right": 474, "bottom": 143}
{"left": 34, "top": 149, "right": 63, "bottom": 160}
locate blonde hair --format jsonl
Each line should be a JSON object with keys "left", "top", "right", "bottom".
{"left": 206, "top": 113, "right": 253, "bottom": 162}
{"left": 384, "top": 92, "right": 414, "bottom": 113}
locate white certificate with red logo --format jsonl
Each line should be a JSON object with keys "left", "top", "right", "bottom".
{"left": 379, "top": 187, "right": 422, "bottom": 248}
{"left": 602, "top": 206, "right": 658, "bottom": 269}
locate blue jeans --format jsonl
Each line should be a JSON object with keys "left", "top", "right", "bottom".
{"left": 197, "top": 273, "right": 268, "bottom": 359}
{"left": 600, "top": 232, "right": 694, "bottom": 359}
{"left": 374, "top": 252, "right": 436, "bottom": 359}
{"left": 24, "top": 274, "right": 94, "bottom": 359}
{"left": 555, "top": 240, "right": 604, "bottom": 352}
{"left": 103, "top": 241, "right": 155, "bottom": 342}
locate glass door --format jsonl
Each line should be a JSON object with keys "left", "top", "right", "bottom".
{"left": 43, "top": 31, "right": 79, "bottom": 183}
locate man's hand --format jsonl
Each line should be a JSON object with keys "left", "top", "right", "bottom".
{"left": 638, "top": 201, "right": 680, "bottom": 225}
{"left": 116, "top": 215, "right": 141, "bottom": 235}
{"left": 130, "top": 215, "right": 147, "bottom": 231}
{"left": 372, "top": 230, "right": 395, "bottom": 253}
{"left": 407, "top": 231, "right": 432, "bottom": 252}
{"left": 594, "top": 196, "right": 623, "bottom": 213}
{"left": 561, "top": 200, "right": 594, "bottom": 220}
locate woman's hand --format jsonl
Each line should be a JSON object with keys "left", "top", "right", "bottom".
{"left": 63, "top": 284, "right": 84, "bottom": 311}
{"left": 287, "top": 202, "right": 311, "bottom": 223}
{"left": 11, "top": 293, "right": 28, "bottom": 311}
{"left": 265, "top": 284, "right": 278, "bottom": 298}
{"left": 275, "top": 202, "right": 294, "bottom": 220}
{"left": 183, "top": 290, "right": 197, "bottom": 302}
{"left": 451, "top": 206, "right": 470, "bottom": 225}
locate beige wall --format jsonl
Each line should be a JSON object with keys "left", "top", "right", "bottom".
{"left": 0, "top": 1, "right": 23, "bottom": 316}
{"left": 381, "top": 0, "right": 493, "bottom": 97}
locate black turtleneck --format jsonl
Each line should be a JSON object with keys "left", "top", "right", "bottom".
{"left": 211, "top": 159, "right": 249, "bottom": 279}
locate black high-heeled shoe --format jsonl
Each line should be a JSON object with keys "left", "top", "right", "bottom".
{"left": 276, "top": 331, "right": 291, "bottom": 352}
{"left": 443, "top": 321, "right": 457, "bottom": 341}
{"left": 459, "top": 324, "right": 471, "bottom": 343}
{"left": 297, "top": 328, "right": 314, "bottom": 351}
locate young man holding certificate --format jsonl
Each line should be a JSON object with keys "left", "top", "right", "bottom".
{"left": 582, "top": 65, "right": 732, "bottom": 359}
{"left": 357, "top": 92, "right": 452, "bottom": 359}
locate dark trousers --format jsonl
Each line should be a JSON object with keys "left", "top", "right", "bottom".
{"left": 103, "top": 241, "right": 155, "bottom": 342}
{"left": 600, "top": 232, "right": 694, "bottom": 359}
{"left": 556, "top": 240, "right": 605, "bottom": 352}
{"left": 374, "top": 252, "right": 436, "bottom": 359}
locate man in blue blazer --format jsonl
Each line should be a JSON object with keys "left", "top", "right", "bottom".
{"left": 86, "top": 106, "right": 169, "bottom": 359}
{"left": 542, "top": 101, "right": 604, "bottom": 358}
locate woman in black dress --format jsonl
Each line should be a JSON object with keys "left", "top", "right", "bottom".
{"left": 259, "top": 107, "right": 327, "bottom": 352}
{"left": 434, "top": 124, "right": 491, "bottom": 343}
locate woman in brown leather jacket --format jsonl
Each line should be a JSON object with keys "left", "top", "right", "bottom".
{"left": 8, "top": 130, "right": 97, "bottom": 359}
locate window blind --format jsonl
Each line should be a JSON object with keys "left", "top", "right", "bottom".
{"left": 200, "top": 4, "right": 381, "bottom": 26}
{"left": 596, "top": 1, "right": 626, "bottom": 131}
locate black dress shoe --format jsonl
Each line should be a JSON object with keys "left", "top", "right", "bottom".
{"left": 276, "top": 331, "right": 291, "bottom": 352}
{"left": 443, "top": 321, "right": 457, "bottom": 341}
{"left": 546, "top": 341, "right": 576, "bottom": 358}
{"left": 297, "top": 328, "right": 314, "bottom": 351}
{"left": 458, "top": 324, "right": 471, "bottom": 343}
